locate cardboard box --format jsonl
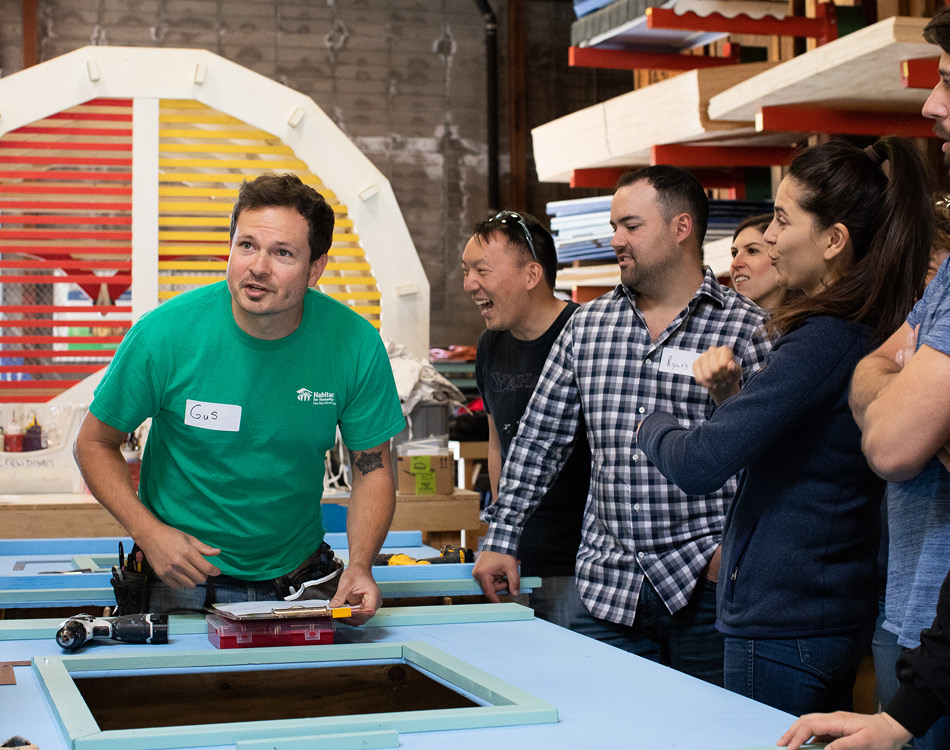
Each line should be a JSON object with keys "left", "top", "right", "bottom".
{"left": 397, "top": 453, "right": 454, "bottom": 495}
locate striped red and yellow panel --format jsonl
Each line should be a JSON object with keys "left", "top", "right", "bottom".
{"left": 0, "top": 97, "right": 133, "bottom": 403}
{"left": 0, "top": 98, "right": 381, "bottom": 403}
{"left": 157, "top": 100, "right": 381, "bottom": 324}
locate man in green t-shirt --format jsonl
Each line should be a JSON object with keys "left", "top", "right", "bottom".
{"left": 75, "top": 173, "right": 406, "bottom": 623}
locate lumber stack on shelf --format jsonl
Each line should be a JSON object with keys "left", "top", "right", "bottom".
{"left": 532, "top": 61, "right": 775, "bottom": 183}
{"left": 708, "top": 16, "right": 938, "bottom": 122}
{"left": 548, "top": 195, "right": 772, "bottom": 285}
{"left": 571, "top": 0, "right": 789, "bottom": 52}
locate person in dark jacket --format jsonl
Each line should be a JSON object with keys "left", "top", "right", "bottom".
{"left": 780, "top": 566, "right": 950, "bottom": 750}
{"left": 778, "top": 9, "right": 950, "bottom": 746}
{"left": 637, "top": 136, "right": 934, "bottom": 715}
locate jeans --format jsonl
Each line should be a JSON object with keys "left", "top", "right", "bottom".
{"left": 872, "top": 591, "right": 902, "bottom": 709}
{"left": 144, "top": 543, "right": 342, "bottom": 615}
{"left": 723, "top": 626, "right": 874, "bottom": 716}
{"left": 148, "top": 575, "right": 282, "bottom": 615}
{"left": 528, "top": 575, "right": 579, "bottom": 629}
{"left": 562, "top": 575, "right": 724, "bottom": 686}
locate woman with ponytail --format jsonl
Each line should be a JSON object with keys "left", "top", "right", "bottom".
{"left": 637, "top": 137, "right": 934, "bottom": 715}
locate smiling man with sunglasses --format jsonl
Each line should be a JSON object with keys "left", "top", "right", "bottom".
{"left": 471, "top": 169, "right": 771, "bottom": 686}
{"left": 461, "top": 210, "right": 591, "bottom": 627}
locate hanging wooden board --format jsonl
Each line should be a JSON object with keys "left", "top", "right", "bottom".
{"left": 708, "top": 16, "right": 939, "bottom": 123}
{"left": 532, "top": 61, "right": 777, "bottom": 183}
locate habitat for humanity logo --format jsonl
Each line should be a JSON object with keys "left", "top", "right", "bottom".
{"left": 295, "top": 387, "right": 336, "bottom": 406}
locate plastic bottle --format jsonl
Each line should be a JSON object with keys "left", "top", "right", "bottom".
{"left": 24, "top": 424, "right": 42, "bottom": 451}
{"left": 4, "top": 414, "right": 23, "bottom": 452}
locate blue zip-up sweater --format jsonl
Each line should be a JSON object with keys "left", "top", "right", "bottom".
{"left": 638, "top": 315, "right": 884, "bottom": 638}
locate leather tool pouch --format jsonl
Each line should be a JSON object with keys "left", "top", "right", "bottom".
{"left": 111, "top": 568, "right": 150, "bottom": 615}
{"left": 271, "top": 541, "right": 344, "bottom": 601}
{"left": 111, "top": 542, "right": 152, "bottom": 615}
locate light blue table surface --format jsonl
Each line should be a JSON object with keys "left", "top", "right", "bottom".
{"left": 0, "top": 606, "right": 795, "bottom": 750}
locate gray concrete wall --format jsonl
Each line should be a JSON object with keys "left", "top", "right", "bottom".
{"left": 0, "top": 0, "right": 630, "bottom": 350}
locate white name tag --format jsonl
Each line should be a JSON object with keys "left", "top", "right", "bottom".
{"left": 184, "top": 399, "right": 242, "bottom": 432}
{"left": 658, "top": 347, "right": 701, "bottom": 377}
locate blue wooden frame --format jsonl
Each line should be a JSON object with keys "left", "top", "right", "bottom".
{"left": 34, "top": 640, "right": 558, "bottom": 750}
{"left": 0, "top": 532, "right": 538, "bottom": 607}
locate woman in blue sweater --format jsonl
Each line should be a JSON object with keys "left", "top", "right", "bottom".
{"left": 637, "top": 137, "right": 933, "bottom": 716}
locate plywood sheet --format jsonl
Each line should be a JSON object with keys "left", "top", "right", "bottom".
{"left": 709, "top": 16, "right": 939, "bottom": 122}
{"left": 532, "top": 61, "right": 774, "bottom": 183}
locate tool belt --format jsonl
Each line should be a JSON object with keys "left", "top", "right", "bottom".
{"left": 110, "top": 543, "right": 151, "bottom": 616}
{"left": 112, "top": 540, "right": 344, "bottom": 613}
{"left": 270, "top": 541, "right": 343, "bottom": 601}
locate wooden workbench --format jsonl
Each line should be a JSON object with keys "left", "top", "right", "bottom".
{"left": 0, "top": 494, "right": 126, "bottom": 539}
{"left": 326, "top": 488, "right": 481, "bottom": 549}
{"left": 0, "top": 488, "right": 482, "bottom": 550}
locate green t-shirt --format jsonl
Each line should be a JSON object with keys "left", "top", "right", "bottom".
{"left": 91, "top": 282, "right": 405, "bottom": 579}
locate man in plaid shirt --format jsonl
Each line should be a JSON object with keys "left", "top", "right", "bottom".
{"left": 472, "top": 166, "right": 771, "bottom": 685}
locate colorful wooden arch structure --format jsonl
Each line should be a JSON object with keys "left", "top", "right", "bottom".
{"left": 0, "top": 46, "right": 430, "bottom": 403}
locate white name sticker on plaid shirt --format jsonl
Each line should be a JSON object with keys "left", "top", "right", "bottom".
{"left": 658, "top": 347, "right": 701, "bottom": 377}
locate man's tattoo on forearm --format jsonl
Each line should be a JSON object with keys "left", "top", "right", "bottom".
{"left": 353, "top": 450, "right": 384, "bottom": 476}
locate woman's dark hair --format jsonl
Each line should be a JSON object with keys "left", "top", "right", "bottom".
{"left": 766, "top": 137, "right": 933, "bottom": 344}
{"left": 732, "top": 212, "right": 793, "bottom": 310}
{"left": 732, "top": 213, "right": 772, "bottom": 242}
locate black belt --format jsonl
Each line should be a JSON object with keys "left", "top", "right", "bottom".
{"left": 202, "top": 541, "right": 339, "bottom": 609}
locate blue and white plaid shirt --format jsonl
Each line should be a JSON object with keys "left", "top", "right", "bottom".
{"left": 482, "top": 268, "right": 772, "bottom": 625}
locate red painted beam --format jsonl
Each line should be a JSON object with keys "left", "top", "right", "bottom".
{"left": 570, "top": 168, "right": 630, "bottom": 188}
{"left": 0, "top": 155, "right": 133, "bottom": 166}
{"left": 4, "top": 349, "right": 117, "bottom": 358}
{"left": 646, "top": 2, "right": 837, "bottom": 45}
{"left": 0, "top": 140, "right": 132, "bottom": 151}
{"left": 0, "top": 215, "right": 133, "bottom": 225}
{"left": 0, "top": 230, "right": 133, "bottom": 240}
{"left": 45, "top": 112, "right": 133, "bottom": 122}
{"left": 651, "top": 144, "right": 795, "bottom": 167}
{"left": 571, "top": 166, "right": 749, "bottom": 189}
{"left": 0, "top": 319, "right": 131, "bottom": 328}
{"left": 0, "top": 201, "right": 132, "bottom": 211}
{"left": 11, "top": 126, "right": 133, "bottom": 137}
{"left": 569, "top": 44, "right": 740, "bottom": 71}
{"left": 0, "top": 305, "right": 129, "bottom": 314}
{"left": 757, "top": 105, "right": 935, "bottom": 138}
{"left": 0, "top": 260, "right": 132, "bottom": 270}
{"left": 0, "top": 274, "right": 132, "bottom": 284}
{"left": 901, "top": 57, "right": 940, "bottom": 89}
{"left": 82, "top": 98, "right": 133, "bottom": 107}
{"left": 0, "top": 185, "right": 132, "bottom": 195}
{"left": 0, "top": 335, "right": 124, "bottom": 344}
{"left": 0, "top": 365, "right": 104, "bottom": 373}
{"left": 0, "top": 170, "right": 131, "bottom": 181}
{"left": 0, "top": 380, "right": 81, "bottom": 389}
{"left": 0, "top": 246, "right": 131, "bottom": 255}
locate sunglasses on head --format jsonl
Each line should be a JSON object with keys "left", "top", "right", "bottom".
{"left": 489, "top": 211, "right": 538, "bottom": 263}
